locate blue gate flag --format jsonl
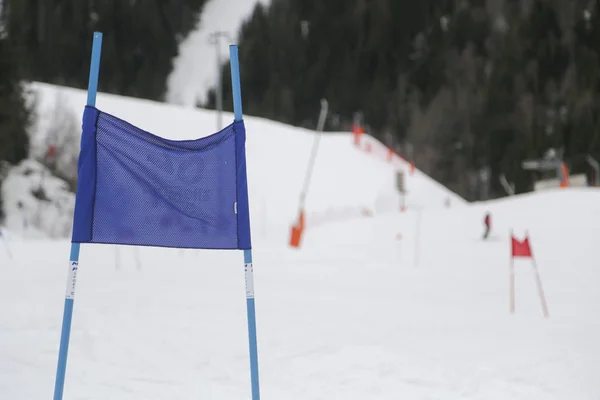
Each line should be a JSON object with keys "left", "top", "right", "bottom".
{"left": 72, "top": 106, "right": 251, "bottom": 250}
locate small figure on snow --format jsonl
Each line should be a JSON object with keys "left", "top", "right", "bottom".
{"left": 483, "top": 212, "right": 491, "bottom": 240}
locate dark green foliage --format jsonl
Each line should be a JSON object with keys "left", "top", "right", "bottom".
{"left": 212, "top": 0, "right": 600, "bottom": 199}
{"left": 0, "top": 31, "right": 31, "bottom": 222}
{"left": 0, "top": 38, "right": 30, "bottom": 165}
{"left": 3, "top": 0, "right": 208, "bottom": 101}
{"left": 0, "top": 0, "right": 208, "bottom": 220}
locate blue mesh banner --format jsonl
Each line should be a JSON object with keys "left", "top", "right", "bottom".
{"left": 72, "top": 106, "right": 251, "bottom": 250}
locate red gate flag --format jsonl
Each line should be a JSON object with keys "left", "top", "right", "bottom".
{"left": 509, "top": 231, "right": 549, "bottom": 317}
{"left": 511, "top": 235, "right": 532, "bottom": 258}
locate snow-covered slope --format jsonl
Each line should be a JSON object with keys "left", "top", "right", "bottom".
{"left": 2, "top": 160, "right": 74, "bottom": 238}
{"left": 19, "top": 81, "right": 459, "bottom": 241}
{"left": 3, "top": 83, "right": 595, "bottom": 399}
{"left": 167, "top": 0, "right": 269, "bottom": 106}
{"left": 1, "top": 187, "right": 598, "bottom": 399}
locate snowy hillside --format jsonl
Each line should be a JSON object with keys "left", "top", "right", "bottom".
{"left": 167, "top": 0, "right": 269, "bottom": 106}
{"left": 1, "top": 186, "right": 599, "bottom": 398}
{"left": 2, "top": 83, "right": 597, "bottom": 399}
{"left": 2, "top": 159, "right": 74, "bottom": 239}
{"left": 19, "top": 81, "right": 460, "bottom": 241}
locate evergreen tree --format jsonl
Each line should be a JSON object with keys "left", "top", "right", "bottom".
{"left": 0, "top": 28, "right": 31, "bottom": 222}
{"left": 213, "top": 0, "right": 600, "bottom": 199}
{"left": 2, "top": 0, "right": 208, "bottom": 101}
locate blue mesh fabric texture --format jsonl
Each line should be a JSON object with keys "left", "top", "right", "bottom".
{"left": 72, "top": 106, "right": 251, "bottom": 250}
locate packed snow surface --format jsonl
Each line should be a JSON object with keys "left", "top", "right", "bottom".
{"left": 1, "top": 83, "right": 598, "bottom": 399}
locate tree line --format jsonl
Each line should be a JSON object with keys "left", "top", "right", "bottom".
{"left": 0, "top": 0, "right": 207, "bottom": 222}
{"left": 3, "top": 0, "right": 600, "bottom": 217}
{"left": 210, "top": 0, "right": 600, "bottom": 199}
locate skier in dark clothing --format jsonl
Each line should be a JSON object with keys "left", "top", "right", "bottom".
{"left": 483, "top": 212, "right": 491, "bottom": 240}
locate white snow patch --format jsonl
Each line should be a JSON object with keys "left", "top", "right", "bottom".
{"left": 166, "top": 0, "right": 270, "bottom": 106}
{"left": 1, "top": 159, "right": 74, "bottom": 239}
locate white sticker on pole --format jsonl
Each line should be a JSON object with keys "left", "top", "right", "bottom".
{"left": 65, "top": 261, "right": 79, "bottom": 299}
{"left": 245, "top": 263, "right": 254, "bottom": 299}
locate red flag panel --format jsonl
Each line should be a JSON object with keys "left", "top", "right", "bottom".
{"left": 511, "top": 236, "right": 532, "bottom": 258}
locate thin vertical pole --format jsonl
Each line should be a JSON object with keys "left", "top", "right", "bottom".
{"left": 86, "top": 32, "right": 102, "bottom": 108}
{"left": 414, "top": 208, "right": 421, "bottom": 267}
{"left": 509, "top": 230, "right": 515, "bottom": 314}
{"left": 244, "top": 249, "right": 260, "bottom": 400}
{"left": 230, "top": 45, "right": 260, "bottom": 400}
{"left": 531, "top": 256, "right": 549, "bottom": 318}
{"left": 509, "top": 257, "right": 515, "bottom": 314}
{"left": 230, "top": 45, "right": 243, "bottom": 121}
{"left": 53, "top": 31, "right": 103, "bottom": 400}
{"left": 298, "top": 99, "right": 329, "bottom": 211}
{"left": 527, "top": 233, "right": 549, "bottom": 318}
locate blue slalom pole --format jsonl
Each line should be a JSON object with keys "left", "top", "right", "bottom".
{"left": 230, "top": 45, "right": 261, "bottom": 400}
{"left": 86, "top": 32, "right": 103, "bottom": 107}
{"left": 53, "top": 32, "right": 103, "bottom": 400}
{"left": 230, "top": 46, "right": 244, "bottom": 122}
